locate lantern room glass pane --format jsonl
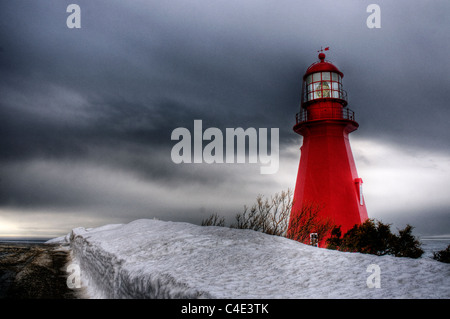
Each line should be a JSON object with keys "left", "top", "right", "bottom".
{"left": 332, "top": 90, "right": 339, "bottom": 98}
{"left": 332, "top": 73, "right": 339, "bottom": 82}
{"left": 322, "top": 72, "right": 330, "bottom": 81}
{"left": 314, "top": 83, "right": 321, "bottom": 98}
{"left": 322, "top": 81, "right": 330, "bottom": 97}
{"left": 306, "top": 84, "right": 313, "bottom": 101}
{"left": 313, "top": 73, "right": 321, "bottom": 82}
{"left": 331, "top": 82, "right": 339, "bottom": 98}
{"left": 306, "top": 75, "right": 312, "bottom": 85}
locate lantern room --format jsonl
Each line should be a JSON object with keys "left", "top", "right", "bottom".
{"left": 302, "top": 52, "right": 347, "bottom": 107}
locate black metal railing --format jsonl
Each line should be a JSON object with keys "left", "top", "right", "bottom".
{"left": 296, "top": 107, "right": 356, "bottom": 125}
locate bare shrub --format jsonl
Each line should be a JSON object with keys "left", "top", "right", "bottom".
{"left": 231, "top": 189, "right": 293, "bottom": 236}
{"left": 201, "top": 213, "right": 225, "bottom": 227}
{"left": 286, "top": 202, "right": 334, "bottom": 244}
{"left": 202, "top": 189, "right": 333, "bottom": 246}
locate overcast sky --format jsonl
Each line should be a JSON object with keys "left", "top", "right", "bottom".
{"left": 0, "top": 0, "right": 449, "bottom": 238}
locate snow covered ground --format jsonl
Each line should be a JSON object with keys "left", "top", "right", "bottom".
{"left": 49, "top": 219, "right": 450, "bottom": 299}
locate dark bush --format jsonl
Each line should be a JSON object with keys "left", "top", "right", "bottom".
{"left": 433, "top": 244, "right": 450, "bottom": 263}
{"left": 325, "top": 225, "right": 342, "bottom": 250}
{"left": 326, "top": 219, "right": 423, "bottom": 259}
{"left": 335, "top": 219, "right": 394, "bottom": 256}
{"left": 390, "top": 224, "right": 423, "bottom": 258}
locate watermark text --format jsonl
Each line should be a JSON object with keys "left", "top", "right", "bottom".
{"left": 171, "top": 120, "right": 279, "bottom": 174}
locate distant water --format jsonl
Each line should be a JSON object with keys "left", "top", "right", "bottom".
{"left": 421, "top": 238, "right": 450, "bottom": 259}
{"left": 0, "top": 237, "right": 52, "bottom": 244}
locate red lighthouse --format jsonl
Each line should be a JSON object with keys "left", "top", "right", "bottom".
{"left": 289, "top": 51, "right": 368, "bottom": 246}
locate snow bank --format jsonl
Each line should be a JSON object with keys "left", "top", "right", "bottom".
{"left": 62, "top": 219, "right": 449, "bottom": 299}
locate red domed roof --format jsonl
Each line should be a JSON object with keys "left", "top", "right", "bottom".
{"left": 303, "top": 53, "right": 343, "bottom": 80}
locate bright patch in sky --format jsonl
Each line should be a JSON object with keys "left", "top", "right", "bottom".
{"left": 352, "top": 138, "right": 450, "bottom": 219}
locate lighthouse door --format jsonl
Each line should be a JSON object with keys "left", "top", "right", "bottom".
{"left": 310, "top": 233, "right": 319, "bottom": 247}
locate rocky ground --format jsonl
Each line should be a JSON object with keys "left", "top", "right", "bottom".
{"left": 0, "top": 243, "right": 78, "bottom": 299}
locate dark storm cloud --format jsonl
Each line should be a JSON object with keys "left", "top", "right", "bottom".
{"left": 2, "top": 0, "right": 446, "bottom": 152}
{"left": 338, "top": 2, "right": 450, "bottom": 150}
{"left": 0, "top": 0, "right": 303, "bottom": 189}
{"left": 0, "top": 0, "right": 449, "bottom": 236}
{"left": 0, "top": 0, "right": 300, "bottom": 159}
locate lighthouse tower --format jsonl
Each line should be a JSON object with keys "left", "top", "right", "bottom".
{"left": 289, "top": 51, "right": 368, "bottom": 245}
